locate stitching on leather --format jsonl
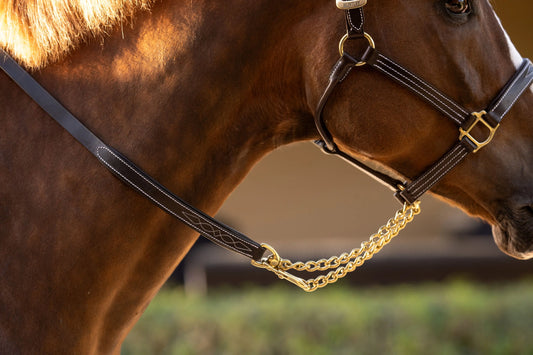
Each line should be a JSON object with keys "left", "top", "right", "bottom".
{"left": 347, "top": 9, "right": 363, "bottom": 31}
{"left": 96, "top": 146, "right": 255, "bottom": 255}
{"left": 501, "top": 82, "right": 531, "bottom": 118}
{"left": 412, "top": 149, "right": 467, "bottom": 196}
{"left": 330, "top": 60, "right": 344, "bottom": 80}
{"left": 95, "top": 146, "right": 256, "bottom": 256}
{"left": 376, "top": 55, "right": 469, "bottom": 121}
{"left": 375, "top": 60, "right": 464, "bottom": 125}
{"left": 491, "top": 66, "right": 526, "bottom": 114}
{"left": 330, "top": 59, "right": 348, "bottom": 81}
{"left": 407, "top": 144, "right": 462, "bottom": 191}
{"left": 340, "top": 66, "right": 353, "bottom": 82}
{"left": 409, "top": 150, "right": 467, "bottom": 198}
{"left": 409, "top": 146, "right": 467, "bottom": 196}
{"left": 375, "top": 56, "right": 468, "bottom": 119}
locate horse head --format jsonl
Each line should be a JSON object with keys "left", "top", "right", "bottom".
{"left": 307, "top": 0, "right": 533, "bottom": 259}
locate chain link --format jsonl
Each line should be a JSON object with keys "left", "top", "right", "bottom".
{"left": 251, "top": 201, "right": 421, "bottom": 292}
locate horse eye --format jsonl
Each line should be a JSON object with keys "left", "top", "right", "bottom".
{"left": 445, "top": 0, "right": 470, "bottom": 14}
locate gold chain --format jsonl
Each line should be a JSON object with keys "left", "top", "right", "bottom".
{"left": 251, "top": 201, "right": 421, "bottom": 292}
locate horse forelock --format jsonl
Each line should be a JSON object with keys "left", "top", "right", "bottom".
{"left": 0, "top": 0, "right": 153, "bottom": 69}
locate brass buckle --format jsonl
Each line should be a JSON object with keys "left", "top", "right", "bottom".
{"left": 459, "top": 110, "right": 500, "bottom": 153}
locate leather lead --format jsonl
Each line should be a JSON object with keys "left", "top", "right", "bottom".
{"left": 0, "top": 48, "right": 266, "bottom": 261}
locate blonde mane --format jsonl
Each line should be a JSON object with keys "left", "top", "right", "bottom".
{"left": 0, "top": 0, "right": 153, "bottom": 69}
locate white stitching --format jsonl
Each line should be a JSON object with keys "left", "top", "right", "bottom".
{"left": 409, "top": 144, "right": 463, "bottom": 186}
{"left": 375, "top": 55, "right": 469, "bottom": 123}
{"left": 96, "top": 146, "right": 255, "bottom": 255}
{"left": 375, "top": 61, "right": 464, "bottom": 125}
{"left": 407, "top": 144, "right": 463, "bottom": 192}
{"left": 375, "top": 57, "right": 467, "bottom": 122}
{"left": 95, "top": 146, "right": 256, "bottom": 256}
{"left": 409, "top": 150, "right": 467, "bottom": 197}
{"left": 340, "top": 66, "right": 353, "bottom": 82}
{"left": 419, "top": 149, "right": 468, "bottom": 194}
{"left": 491, "top": 65, "right": 527, "bottom": 113}
{"left": 381, "top": 55, "right": 470, "bottom": 116}
{"left": 499, "top": 78, "right": 532, "bottom": 118}
{"left": 347, "top": 9, "right": 364, "bottom": 32}
{"left": 409, "top": 146, "right": 468, "bottom": 196}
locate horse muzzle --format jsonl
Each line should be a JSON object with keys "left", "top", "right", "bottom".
{"left": 492, "top": 203, "right": 533, "bottom": 260}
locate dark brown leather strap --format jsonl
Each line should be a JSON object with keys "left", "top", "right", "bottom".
{"left": 0, "top": 49, "right": 106, "bottom": 154}
{"left": 97, "top": 147, "right": 266, "bottom": 260}
{"left": 366, "top": 51, "right": 469, "bottom": 125}
{"left": 396, "top": 140, "right": 474, "bottom": 204}
{"left": 314, "top": 54, "right": 404, "bottom": 191}
{"left": 485, "top": 58, "right": 533, "bottom": 125}
{"left": 396, "top": 58, "right": 533, "bottom": 204}
{"left": 346, "top": 8, "right": 365, "bottom": 37}
{"left": 315, "top": 54, "right": 355, "bottom": 152}
{"left": 0, "top": 48, "right": 266, "bottom": 261}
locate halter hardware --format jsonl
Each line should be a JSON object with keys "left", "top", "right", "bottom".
{"left": 315, "top": 5, "right": 533, "bottom": 206}
{"left": 338, "top": 32, "right": 375, "bottom": 59}
{"left": 459, "top": 110, "right": 500, "bottom": 153}
{"left": 336, "top": 0, "right": 367, "bottom": 10}
{"left": 251, "top": 244, "right": 312, "bottom": 291}
{"left": 252, "top": 202, "right": 421, "bottom": 292}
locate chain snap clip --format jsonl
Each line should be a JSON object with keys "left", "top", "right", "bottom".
{"left": 251, "top": 244, "right": 312, "bottom": 291}
{"left": 252, "top": 202, "right": 421, "bottom": 292}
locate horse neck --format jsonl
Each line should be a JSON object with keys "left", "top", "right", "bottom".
{"left": 47, "top": 0, "right": 327, "bottom": 206}
{"left": 0, "top": 1, "right": 330, "bottom": 353}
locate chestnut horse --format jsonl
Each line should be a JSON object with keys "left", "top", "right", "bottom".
{"left": 1, "top": 0, "right": 532, "bottom": 353}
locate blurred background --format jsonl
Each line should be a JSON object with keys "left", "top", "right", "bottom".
{"left": 125, "top": 2, "right": 532, "bottom": 353}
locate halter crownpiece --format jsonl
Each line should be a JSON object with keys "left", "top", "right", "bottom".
{"left": 336, "top": 0, "right": 367, "bottom": 10}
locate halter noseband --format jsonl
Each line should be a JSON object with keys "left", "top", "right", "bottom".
{"left": 315, "top": 3, "right": 533, "bottom": 205}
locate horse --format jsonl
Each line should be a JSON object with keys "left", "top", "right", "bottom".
{"left": 1, "top": 0, "right": 531, "bottom": 353}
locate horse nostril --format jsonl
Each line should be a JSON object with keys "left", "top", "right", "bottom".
{"left": 524, "top": 204, "right": 533, "bottom": 216}
{"left": 514, "top": 203, "right": 533, "bottom": 216}
{"left": 515, "top": 204, "right": 533, "bottom": 224}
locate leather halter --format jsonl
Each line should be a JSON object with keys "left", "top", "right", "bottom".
{"left": 0, "top": 4, "right": 532, "bottom": 264}
{"left": 315, "top": 6, "right": 533, "bottom": 204}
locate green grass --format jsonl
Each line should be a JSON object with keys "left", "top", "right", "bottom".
{"left": 123, "top": 280, "right": 533, "bottom": 354}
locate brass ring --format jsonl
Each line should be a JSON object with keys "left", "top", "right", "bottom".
{"left": 338, "top": 32, "right": 376, "bottom": 66}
